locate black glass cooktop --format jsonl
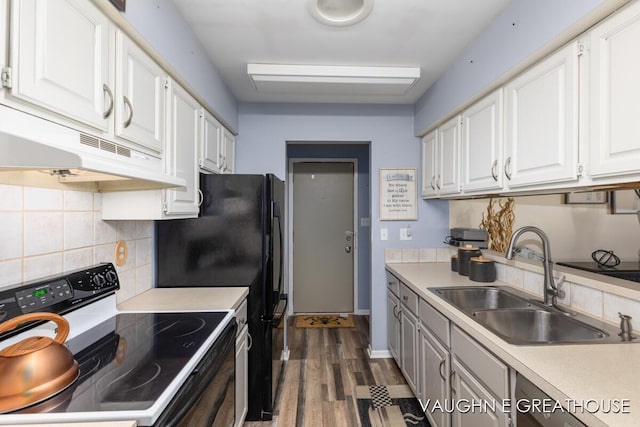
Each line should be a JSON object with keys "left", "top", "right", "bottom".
{"left": 556, "top": 261, "right": 640, "bottom": 283}
{"left": 15, "top": 311, "right": 227, "bottom": 414}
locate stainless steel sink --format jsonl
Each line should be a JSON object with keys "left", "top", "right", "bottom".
{"left": 432, "top": 286, "right": 533, "bottom": 311}
{"left": 430, "top": 286, "right": 627, "bottom": 345}
{"left": 472, "top": 308, "right": 608, "bottom": 345}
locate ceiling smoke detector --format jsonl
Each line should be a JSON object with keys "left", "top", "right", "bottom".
{"left": 307, "top": 0, "right": 374, "bottom": 27}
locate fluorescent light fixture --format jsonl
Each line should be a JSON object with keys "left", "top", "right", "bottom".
{"left": 247, "top": 64, "right": 420, "bottom": 96}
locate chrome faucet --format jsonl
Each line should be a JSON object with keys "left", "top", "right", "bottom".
{"left": 505, "top": 226, "right": 565, "bottom": 309}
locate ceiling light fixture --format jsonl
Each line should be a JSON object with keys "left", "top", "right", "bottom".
{"left": 307, "top": 0, "right": 374, "bottom": 27}
{"left": 247, "top": 64, "right": 420, "bottom": 96}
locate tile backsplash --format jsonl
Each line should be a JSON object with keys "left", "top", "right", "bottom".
{"left": 0, "top": 184, "right": 152, "bottom": 303}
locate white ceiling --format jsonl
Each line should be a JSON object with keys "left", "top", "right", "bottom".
{"left": 172, "top": 0, "right": 512, "bottom": 104}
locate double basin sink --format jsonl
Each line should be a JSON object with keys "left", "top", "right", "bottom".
{"left": 431, "top": 286, "right": 626, "bottom": 345}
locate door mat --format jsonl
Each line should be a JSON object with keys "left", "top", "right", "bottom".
{"left": 355, "top": 385, "right": 430, "bottom": 427}
{"left": 295, "top": 314, "right": 354, "bottom": 328}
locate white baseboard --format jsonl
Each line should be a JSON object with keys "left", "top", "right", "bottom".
{"left": 356, "top": 309, "right": 370, "bottom": 315}
{"left": 367, "top": 344, "right": 392, "bottom": 359}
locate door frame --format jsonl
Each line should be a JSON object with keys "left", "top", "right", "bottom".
{"left": 287, "top": 158, "right": 359, "bottom": 315}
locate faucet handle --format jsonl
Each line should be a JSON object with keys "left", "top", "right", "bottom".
{"left": 555, "top": 275, "right": 566, "bottom": 299}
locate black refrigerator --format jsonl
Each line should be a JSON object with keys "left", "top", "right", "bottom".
{"left": 155, "top": 173, "right": 287, "bottom": 421}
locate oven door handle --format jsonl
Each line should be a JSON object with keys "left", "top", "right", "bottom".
{"left": 271, "top": 293, "right": 288, "bottom": 327}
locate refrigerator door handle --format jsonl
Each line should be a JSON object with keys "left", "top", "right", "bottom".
{"left": 271, "top": 293, "right": 288, "bottom": 327}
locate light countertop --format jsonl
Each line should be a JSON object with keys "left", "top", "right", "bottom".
{"left": 117, "top": 287, "right": 249, "bottom": 312}
{"left": 386, "top": 262, "right": 640, "bottom": 427}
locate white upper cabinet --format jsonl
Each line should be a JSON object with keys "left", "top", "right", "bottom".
{"left": 503, "top": 43, "right": 580, "bottom": 188}
{"left": 461, "top": 89, "right": 504, "bottom": 193}
{"left": 421, "top": 130, "right": 438, "bottom": 198}
{"left": 200, "top": 109, "right": 223, "bottom": 173}
{"left": 0, "top": 0, "right": 7, "bottom": 83}
{"left": 222, "top": 128, "right": 235, "bottom": 174}
{"left": 438, "top": 115, "right": 462, "bottom": 196}
{"left": 115, "top": 30, "right": 167, "bottom": 154}
{"left": 588, "top": 2, "right": 640, "bottom": 179}
{"left": 10, "top": 0, "right": 112, "bottom": 131}
{"left": 165, "top": 80, "right": 200, "bottom": 216}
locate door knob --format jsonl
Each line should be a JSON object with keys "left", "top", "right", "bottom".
{"left": 345, "top": 246, "right": 352, "bottom": 254}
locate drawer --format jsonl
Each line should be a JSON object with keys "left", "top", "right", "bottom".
{"left": 400, "top": 283, "right": 419, "bottom": 315}
{"left": 235, "top": 299, "right": 248, "bottom": 336}
{"left": 385, "top": 270, "right": 400, "bottom": 297}
{"left": 419, "top": 299, "right": 450, "bottom": 348}
{"left": 451, "top": 325, "right": 509, "bottom": 400}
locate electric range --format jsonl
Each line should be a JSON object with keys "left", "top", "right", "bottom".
{"left": 556, "top": 261, "right": 640, "bottom": 283}
{"left": 0, "top": 263, "right": 235, "bottom": 426}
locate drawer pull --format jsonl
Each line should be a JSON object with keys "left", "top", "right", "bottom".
{"left": 402, "top": 295, "right": 409, "bottom": 302}
{"left": 491, "top": 160, "right": 498, "bottom": 181}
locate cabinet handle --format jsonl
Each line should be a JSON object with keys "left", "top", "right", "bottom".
{"left": 123, "top": 95, "right": 133, "bottom": 128}
{"left": 491, "top": 160, "right": 498, "bottom": 182}
{"left": 439, "top": 359, "right": 446, "bottom": 382}
{"left": 435, "top": 174, "right": 441, "bottom": 190}
{"left": 402, "top": 295, "right": 408, "bottom": 302}
{"left": 430, "top": 176, "right": 436, "bottom": 190}
{"left": 392, "top": 304, "right": 399, "bottom": 320}
{"left": 388, "top": 281, "right": 394, "bottom": 288}
{"left": 450, "top": 370, "right": 456, "bottom": 395}
{"left": 103, "top": 84, "right": 114, "bottom": 119}
{"left": 504, "top": 157, "right": 512, "bottom": 180}
{"left": 247, "top": 332, "right": 253, "bottom": 350}
{"left": 197, "top": 189, "right": 204, "bottom": 207}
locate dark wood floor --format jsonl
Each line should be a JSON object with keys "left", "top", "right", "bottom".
{"left": 244, "top": 315, "right": 408, "bottom": 427}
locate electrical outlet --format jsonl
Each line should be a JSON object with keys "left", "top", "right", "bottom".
{"left": 380, "top": 228, "right": 388, "bottom": 241}
{"left": 400, "top": 228, "right": 412, "bottom": 240}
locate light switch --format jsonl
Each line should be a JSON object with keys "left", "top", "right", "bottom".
{"left": 400, "top": 228, "right": 412, "bottom": 240}
{"left": 380, "top": 228, "right": 388, "bottom": 241}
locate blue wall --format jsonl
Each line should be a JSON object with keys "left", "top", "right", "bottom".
{"left": 287, "top": 144, "right": 371, "bottom": 312}
{"left": 414, "top": 0, "right": 608, "bottom": 134}
{"left": 118, "top": 0, "right": 238, "bottom": 131}
{"left": 237, "top": 103, "right": 449, "bottom": 351}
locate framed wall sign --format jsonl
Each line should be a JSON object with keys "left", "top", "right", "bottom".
{"left": 379, "top": 168, "right": 417, "bottom": 220}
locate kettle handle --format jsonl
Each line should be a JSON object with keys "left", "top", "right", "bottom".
{"left": 0, "top": 313, "right": 70, "bottom": 346}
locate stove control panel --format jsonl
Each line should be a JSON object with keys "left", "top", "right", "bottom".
{"left": 0, "top": 263, "right": 120, "bottom": 339}
{"left": 66, "top": 263, "right": 120, "bottom": 298}
{"left": 15, "top": 279, "right": 73, "bottom": 314}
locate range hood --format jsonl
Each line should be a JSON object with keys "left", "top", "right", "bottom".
{"left": 0, "top": 105, "right": 185, "bottom": 191}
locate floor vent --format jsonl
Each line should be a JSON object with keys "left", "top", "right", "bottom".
{"left": 79, "top": 134, "right": 132, "bottom": 158}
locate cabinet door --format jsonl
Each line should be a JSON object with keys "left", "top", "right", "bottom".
{"left": 438, "top": 115, "right": 462, "bottom": 195}
{"left": 222, "top": 128, "right": 235, "bottom": 174}
{"left": 400, "top": 307, "right": 419, "bottom": 397}
{"left": 462, "top": 90, "right": 503, "bottom": 193}
{"left": 11, "top": 0, "right": 111, "bottom": 130}
{"left": 235, "top": 325, "right": 248, "bottom": 427}
{"left": 115, "top": 30, "right": 166, "bottom": 154}
{"left": 387, "top": 290, "right": 401, "bottom": 363}
{"left": 588, "top": 3, "right": 640, "bottom": 178}
{"left": 420, "top": 327, "right": 450, "bottom": 427}
{"left": 200, "top": 109, "right": 223, "bottom": 173}
{"left": 504, "top": 43, "right": 579, "bottom": 188}
{"left": 165, "top": 81, "right": 200, "bottom": 215}
{"left": 451, "top": 359, "right": 509, "bottom": 427}
{"left": 421, "top": 130, "right": 438, "bottom": 198}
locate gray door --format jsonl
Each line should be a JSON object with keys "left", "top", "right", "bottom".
{"left": 292, "top": 162, "right": 354, "bottom": 313}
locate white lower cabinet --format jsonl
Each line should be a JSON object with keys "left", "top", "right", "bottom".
{"left": 235, "top": 299, "right": 249, "bottom": 427}
{"left": 400, "top": 306, "right": 419, "bottom": 396}
{"left": 387, "top": 289, "right": 401, "bottom": 363}
{"left": 450, "top": 359, "right": 509, "bottom": 427}
{"left": 419, "top": 326, "right": 450, "bottom": 427}
{"left": 235, "top": 324, "right": 248, "bottom": 427}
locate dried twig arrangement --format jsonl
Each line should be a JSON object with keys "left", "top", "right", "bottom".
{"left": 479, "top": 198, "right": 516, "bottom": 252}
